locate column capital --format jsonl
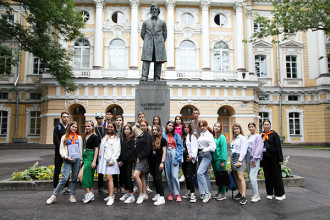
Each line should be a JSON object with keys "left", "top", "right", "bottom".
{"left": 94, "top": 0, "right": 104, "bottom": 8}
{"left": 234, "top": 2, "right": 245, "bottom": 12}
{"left": 245, "top": 5, "right": 253, "bottom": 18}
{"left": 130, "top": 0, "right": 140, "bottom": 9}
{"left": 166, "top": 0, "right": 176, "bottom": 10}
{"left": 200, "top": 0, "right": 210, "bottom": 11}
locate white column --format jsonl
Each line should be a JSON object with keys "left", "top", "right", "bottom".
{"left": 201, "top": 0, "right": 210, "bottom": 70}
{"left": 130, "top": 0, "right": 139, "bottom": 69}
{"left": 166, "top": 0, "right": 175, "bottom": 69}
{"left": 245, "top": 6, "right": 254, "bottom": 73}
{"left": 93, "top": 0, "right": 104, "bottom": 68}
{"left": 234, "top": 1, "right": 245, "bottom": 71}
{"left": 317, "top": 30, "right": 328, "bottom": 74}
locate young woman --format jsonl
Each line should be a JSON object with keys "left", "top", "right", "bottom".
{"left": 174, "top": 115, "right": 183, "bottom": 137}
{"left": 261, "top": 119, "right": 286, "bottom": 201}
{"left": 118, "top": 124, "right": 136, "bottom": 204}
{"left": 77, "top": 120, "right": 99, "bottom": 204}
{"left": 98, "top": 122, "right": 121, "bottom": 206}
{"left": 133, "top": 120, "right": 152, "bottom": 205}
{"left": 153, "top": 115, "right": 165, "bottom": 133}
{"left": 246, "top": 122, "right": 264, "bottom": 203}
{"left": 181, "top": 123, "right": 198, "bottom": 203}
{"left": 47, "top": 122, "right": 83, "bottom": 205}
{"left": 150, "top": 125, "right": 167, "bottom": 205}
{"left": 163, "top": 120, "right": 183, "bottom": 202}
{"left": 212, "top": 122, "right": 227, "bottom": 201}
{"left": 231, "top": 123, "right": 248, "bottom": 205}
{"left": 197, "top": 120, "right": 216, "bottom": 203}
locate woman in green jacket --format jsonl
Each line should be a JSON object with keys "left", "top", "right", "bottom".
{"left": 212, "top": 122, "right": 228, "bottom": 201}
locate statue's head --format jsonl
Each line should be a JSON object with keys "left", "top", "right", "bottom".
{"left": 150, "top": 4, "right": 160, "bottom": 18}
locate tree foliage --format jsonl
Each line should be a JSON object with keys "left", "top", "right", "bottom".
{"left": 0, "top": 0, "right": 85, "bottom": 91}
{"left": 249, "top": 0, "right": 330, "bottom": 43}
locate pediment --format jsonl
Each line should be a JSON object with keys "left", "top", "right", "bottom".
{"left": 280, "top": 40, "right": 303, "bottom": 48}
{"left": 252, "top": 40, "right": 273, "bottom": 48}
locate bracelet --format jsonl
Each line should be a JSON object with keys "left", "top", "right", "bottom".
{"left": 161, "top": 161, "right": 165, "bottom": 163}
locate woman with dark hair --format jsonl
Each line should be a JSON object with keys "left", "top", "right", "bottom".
{"left": 163, "top": 120, "right": 183, "bottom": 202}
{"left": 98, "top": 122, "right": 121, "bottom": 206}
{"left": 150, "top": 125, "right": 167, "bottom": 205}
{"left": 231, "top": 123, "right": 248, "bottom": 205}
{"left": 181, "top": 123, "right": 198, "bottom": 203}
{"left": 197, "top": 120, "right": 216, "bottom": 203}
{"left": 212, "top": 122, "right": 227, "bottom": 201}
{"left": 153, "top": 115, "right": 165, "bottom": 133}
{"left": 118, "top": 124, "right": 136, "bottom": 204}
{"left": 174, "top": 115, "right": 183, "bottom": 137}
{"left": 133, "top": 119, "right": 152, "bottom": 205}
{"left": 261, "top": 119, "right": 285, "bottom": 201}
{"left": 47, "top": 121, "right": 83, "bottom": 205}
{"left": 78, "top": 120, "right": 99, "bottom": 204}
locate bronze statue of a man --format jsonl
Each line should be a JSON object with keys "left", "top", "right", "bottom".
{"left": 140, "top": 4, "right": 167, "bottom": 81}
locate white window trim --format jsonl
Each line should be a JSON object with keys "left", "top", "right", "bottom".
{"left": 210, "top": 9, "right": 232, "bottom": 28}
{"left": 176, "top": 39, "right": 199, "bottom": 71}
{"left": 0, "top": 104, "right": 11, "bottom": 143}
{"left": 105, "top": 37, "right": 129, "bottom": 69}
{"left": 69, "top": 37, "right": 94, "bottom": 69}
{"left": 254, "top": 54, "right": 268, "bottom": 78}
{"left": 75, "top": 6, "right": 94, "bottom": 25}
{"left": 286, "top": 106, "right": 304, "bottom": 142}
{"left": 26, "top": 104, "right": 41, "bottom": 139}
{"left": 210, "top": 41, "right": 234, "bottom": 71}
{"left": 176, "top": 8, "right": 199, "bottom": 28}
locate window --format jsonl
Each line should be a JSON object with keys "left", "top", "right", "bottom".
{"left": 33, "top": 57, "right": 46, "bottom": 74}
{"left": 255, "top": 55, "right": 267, "bottom": 77}
{"left": 0, "top": 50, "right": 12, "bottom": 74}
{"left": 178, "top": 40, "right": 196, "bottom": 70}
{"left": 181, "top": 13, "right": 194, "bottom": 26}
{"left": 0, "top": 111, "right": 8, "bottom": 135}
{"left": 214, "top": 14, "right": 227, "bottom": 27}
{"left": 288, "top": 95, "right": 299, "bottom": 101}
{"left": 29, "top": 111, "right": 41, "bottom": 135}
{"left": 73, "top": 38, "right": 90, "bottom": 68}
{"left": 112, "top": 11, "right": 125, "bottom": 24}
{"left": 109, "top": 39, "right": 126, "bottom": 69}
{"left": 259, "top": 112, "right": 269, "bottom": 133}
{"left": 258, "top": 95, "right": 269, "bottom": 101}
{"left": 254, "top": 22, "right": 264, "bottom": 32}
{"left": 0, "top": 92, "right": 8, "bottom": 99}
{"left": 1, "top": 14, "right": 14, "bottom": 25}
{"left": 289, "top": 112, "right": 300, "bottom": 135}
{"left": 214, "top": 41, "right": 230, "bottom": 70}
{"left": 180, "top": 106, "right": 194, "bottom": 123}
{"left": 31, "top": 93, "right": 41, "bottom": 100}
{"left": 80, "top": 10, "right": 90, "bottom": 22}
{"left": 286, "top": 55, "right": 297, "bottom": 78}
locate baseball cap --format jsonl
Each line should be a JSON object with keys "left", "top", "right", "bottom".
{"left": 95, "top": 113, "right": 104, "bottom": 119}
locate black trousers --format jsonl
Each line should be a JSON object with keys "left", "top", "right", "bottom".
{"left": 149, "top": 160, "right": 164, "bottom": 196}
{"left": 121, "top": 162, "right": 134, "bottom": 192}
{"left": 113, "top": 166, "right": 124, "bottom": 188}
{"left": 53, "top": 149, "right": 69, "bottom": 188}
{"left": 262, "top": 155, "right": 285, "bottom": 196}
{"left": 182, "top": 160, "right": 196, "bottom": 193}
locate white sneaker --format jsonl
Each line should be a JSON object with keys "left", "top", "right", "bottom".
{"left": 200, "top": 194, "right": 205, "bottom": 200}
{"left": 267, "top": 195, "right": 274, "bottom": 200}
{"left": 251, "top": 194, "right": 261, "bottom": 203}
{"left": 190, "top": 195, "right": 197, "bottom": 203}
{"left": 133, "top": 186, "right": 138, "bottom": 193}
{"left": 182, "top": 193, "right": 191, "bottom": 199}
{"left": 46, "top": 195, "right": 56, "bottom": 205}
{"left": 83, "top": 193, "right": 94, "bottom": 204}
{"left": 154, "top": 196, "right": 165, "bottom": 206}
{"left": 152, "top": 194, "right": 160, "bottom": 201}
{"left": 69, "top": 195, "right": 76, "bottom": 203}
{"left": 120, "top": 193, "right": 130, "bottom": 201}
{"left": 62, "top": 187, "right": 70, "bottom": 194}
{"left": 104, "top": 196, "right": 111, "bottom": 201}
{"left": 212, "top": 193, "right": 219, "bottom": 199}
{"left": 216, "top": 194, "right": 227, "bottom": 201}
{"left": 82, "top": 193, "right": 87, "bottom": 202}
{"left": 179, "top": 175, "right": 185, "bottom": 182}
{"left": 106, "top": 196, "right": 114, "bottom": 206}
{"left": 146, "top": 186, "right": 153, "bottom": 194}
{"left": 143, "top": 194, "right": 149, "bottom": 200}
{"left": 124, "top": 195, "right": 135, "bottom": 204}
{"left": 203, "top": 193, "right": 211, "bottom": 203}
{"left": 136, "top": 195, "right": 144, "bottom": 205}
{"left": 275, "top": 194, "right": 286, "bottom": 201}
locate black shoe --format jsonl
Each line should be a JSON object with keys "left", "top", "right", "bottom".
{"left": 239, "top": 196, "right": 247, "bottom": 205}
{"left": 140, "top": 77, "right": 148, "bottom": 81}
{"left": 233, "top": 193, "right": 242, "bottom": 201}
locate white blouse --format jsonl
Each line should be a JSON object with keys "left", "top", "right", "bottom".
{"left": 197, "top": 130, "right": 216, "bottom": 152}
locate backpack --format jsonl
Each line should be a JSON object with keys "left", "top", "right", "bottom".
{"left": 228, "top": 171, "right": 238, "bottom": 191}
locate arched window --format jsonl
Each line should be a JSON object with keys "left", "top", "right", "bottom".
{"left": 179, "top": 40, "right": 196, "bottom": 70}
{"left": 80, "top": 10, "right": 90, "bottom": 23}
{"left": 180, "top": 106, "right": 194, "bottom": 123}
{"left": 112, "top": 11, "right": 125, "bottom": 24}
{"left": 214, "top": 41, "right": 229, "bottom": 70}
{"left": 73, "top": 38, "right": 90, "bottom": 68}
{"left": 181, "top": 13, "right": 194, "bottom": 26}
{"left": 214, "top": 14, "right": 227, "bottom": 27}
{"left": 109, "top": 39, "right": 126, "bottom": 69}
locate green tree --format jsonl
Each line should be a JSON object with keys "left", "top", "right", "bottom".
{"left": 249, "top": 0, "right": 330, "bottom": 43}
{"left": 0, "top": 0, "right": 85, "bottom": 92}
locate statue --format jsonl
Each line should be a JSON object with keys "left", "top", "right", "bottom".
{"left": 140, "top": 4, "right": 167, "bottom": 81}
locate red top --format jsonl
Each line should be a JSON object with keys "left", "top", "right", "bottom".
{"left": 167, "top": 134, "right": 176, "bottom": 148}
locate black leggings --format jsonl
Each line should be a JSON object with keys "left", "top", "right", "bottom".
{"left": 182, "top": 160, "right": 196, "bottom": 193}
{"left": 121, "top": 162, "right": 134, "bottom": 193}
{"left": 262, "top": 155, "right": 285, "bottom": 196}
{"left": 149, "top": 160, "right": 164, "bottom": 196}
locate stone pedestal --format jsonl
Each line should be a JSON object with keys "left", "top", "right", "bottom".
{"left": 135, "top": 81, "right": 170, "bottom": 126}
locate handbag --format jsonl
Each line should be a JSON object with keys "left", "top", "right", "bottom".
{"left": 215, "top": 170, "right": 230, "bottom": 187}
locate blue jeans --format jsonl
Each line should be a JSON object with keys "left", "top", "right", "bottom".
{"left": 54, "top": 159, "right": 80, "bottom": 196}
{"left": 246, "top": 152, "right": 260, "bottom": 195}
{"left": 197, "top": 151, "right": 212, "bottom": 195}
{"left": 165, "top": 148, "right": 180, "bottom": 195}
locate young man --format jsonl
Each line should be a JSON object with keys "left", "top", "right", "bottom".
{"left": 115, "top": 115, "right": 124, "bottom": 138}
{"left": 95, "top": 113, "right": 108, "bottom": 194}
{"left": 113, "top": 115, "right": 125, "bottom": 193}
{"left": 103, "top": 110, "right": 113, "bottom": 127}
{"left": 53, "top": 111, "right": 70, "bottom": 193}
{"left": 190, "top": 108, "right": 202, "bottom": 139}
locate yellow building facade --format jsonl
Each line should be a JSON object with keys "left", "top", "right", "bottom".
{"left": 0, "top": 0, "right": 329, "bottom": 145}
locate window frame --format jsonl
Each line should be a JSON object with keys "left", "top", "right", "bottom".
{"left": 178, "top": 40, "right": 197, "bottom": 70}
{"left": 289, "top": 112, "right": 300, "bottom": 135}
{"left": 259, "top": 112, "right": 269, "bottom": 133}
{"left": 109, "top": 39, "right": 126, "bottom": 70}
{"left": 73, "top": 38, "right": 91, "bottom": 69}
{"left": 0, "top": 111, "right": 8, "bottom": 136}
{"left": 286, "top": 55, "right": 298, "bottom": 78}
{"left": 29, "top": 111, "right": 41, "bottom": 136}
{"left": 255, "top": 55, "right": 267, "bottom": 77}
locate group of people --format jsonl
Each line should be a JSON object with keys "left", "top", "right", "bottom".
{"left": 46, "top": 109, "right": 286, "bottom": 206}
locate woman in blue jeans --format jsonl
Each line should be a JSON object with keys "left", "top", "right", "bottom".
{"left": 47, "top": 122, "right": 83, "bottom": 204}
{"left": 163, "top": 121, "right": 183, "bottom": 202}
{"left": 197, "top": 120, "right": 216, "bottom": 203}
